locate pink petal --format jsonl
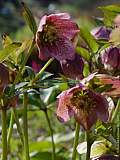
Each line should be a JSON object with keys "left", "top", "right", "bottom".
{"left": 37, "top": 15, "right": 47, "bottom": 32}
{"left": 57, "top": 90, "right": 74, "bottom": 122}
{"left": 75, "top": 108, "right": 97, "bottom": 130}
{"left": 48, "top": 13, "right": 70, "bottom": 20}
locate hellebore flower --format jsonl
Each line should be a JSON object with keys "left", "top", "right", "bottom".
{"left": 60, "top": 54, "right": 84, "bottom": 80}
{"left": 0, "top": 63, "right": 9, "bottom": 93}
{"left": 91, "top": 154, "right": 119, "bottom": 160}
{"left": 91, "top": 26, "right": 111, "bottom": 40}
{"left": 36, "top": 13, "right": 79, "bottom": 61}
{"left": 101, "top": 47, "right": 120, "bottom": 70}
{"left": 57, "top": 84, "right": 109, "bottom": 130}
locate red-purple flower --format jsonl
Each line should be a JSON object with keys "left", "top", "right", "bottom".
{"left": 57, "top": 84, "right": 109, "bottom": 130}
{"left": 60, "top": 54, "right": 84, "bottom": 80}
{"left": 101, "top": 47, "right": 120, "bottom": 70}
{"left": 36, "top": 13, "right": 79, "bottom": 61}
{"left": 91, "top": 26, "right": 111, "bottom": 40}
{"left": 0, "top": 63, "right": 9, "bottom": 93}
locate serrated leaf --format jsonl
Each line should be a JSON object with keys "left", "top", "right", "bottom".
{"left": 0, "top": 42, "right": 21, "bottom": 62}
{"left": 22, "top": 2, "right": 37, "bottom": 35}
{"left": 80, "top": 27, "right": 99, "bottom": 53}
{"left": 76, "top": 46, "right": 90, "bottom": 61}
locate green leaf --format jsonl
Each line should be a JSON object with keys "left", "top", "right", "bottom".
{"left": 77, "top": 140, "right": 111, "bottom": 158}
{"left": 99, "top": 5, "right": 120, "bottom": 27}
{"left": 0, "top": 42, "right": 21, "bottom": 62}
{"left": 83, "top": 62, "right": 90, "bottom": 77}
{"left": 2, "top": 34, "right": 12, "bottom": 47}
{"left": 22, "top": 2, "right": 37, "bottom": 35}
{"left": 80, "top": 27, "right": 99, "bottom": 53}
{"left": 76, "top": 46, "right": 90, "bottom": 61}
{"left": 29, "top": 141, "right": 52, "bottom": 152}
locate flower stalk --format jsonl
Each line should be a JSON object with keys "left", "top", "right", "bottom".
{"left": 23, "top": 93, "right": 30, "bottom": 160}
{"left": 31, "top": 58, "right": 54, "bottom": 84}
{"left": 86, "top": 131, "right": 92, "bottom": 160}
{"left": 44, "top": 110, "right": 55, "bottom": 160}
{"left": 1, "top": 108, "right": 7, "bottom": 160}
{"left": 72, "top": 122, "right": 80, "bottom": 160}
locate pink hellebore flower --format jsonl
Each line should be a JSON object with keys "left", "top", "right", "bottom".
{"left": 36, "top": 13, "right": 79, "bottom": 61}
{"left": 60, "top": 54, "right": 84, "bottom": 80}
{"left": 57, "top": 84, "right": 109, "bottom": 130}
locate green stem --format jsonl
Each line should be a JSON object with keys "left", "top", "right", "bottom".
{"left": 1, "top": 109, "right": 7, "bottom": 160}
{"left": 7, "top": 110, "right": 14, "bottom": 145}
{"left": 72, "top": 123, "right": 80, "bottom": 160}
{"left": 110, "top": 98, "right": 120, "bottom": 123}
{"left": 14, "top": 38, "right": 35, "bottom": 84}
{"left": 86, "top": 131, "right": 91, "bottom": 160}
{"left": 13, "top": 108, "right": 24, "bottom": 144}
{"left": 23, "top": 93, "right": 30, "bottom": 160}
{"left": 44, "top": 110, "right": 55, "bottom": 160}
{"left": 7, "top": 38, "right": 35, "bottom": 146}
{"left": 31, "top": 58, "right": 54, "bottom": 84}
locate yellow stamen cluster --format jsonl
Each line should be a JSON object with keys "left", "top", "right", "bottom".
{"left": 70, "top": 90, "right": 96, "bottom": 111}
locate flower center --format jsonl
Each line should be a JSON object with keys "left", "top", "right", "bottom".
{"left": 70, "top": 90, "right": 96, "bottom": 111}
{"left": 41, "top": 24, "right": 57, "bottom": 44}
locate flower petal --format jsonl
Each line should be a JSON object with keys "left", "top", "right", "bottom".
{"left": 75, "top": 108, "right": 97, "bottom": 130}
{"left": 48, "top": 13, "right": 71, "bottom": 20}
{"left": 37, "top": 15, "right": 47, "bottom": 32}
{"left": 60, "top": 54, "right": 84, "bottom": 80}
{"left": 57, "top": 90, "right": 74, "bottom": 122}
{"left": 48, "top": 37, "right": 75, "bottom": 60}
{"left": 89, "top": 91, "right": 109, "bottom": 122}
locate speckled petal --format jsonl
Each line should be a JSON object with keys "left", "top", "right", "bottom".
{"left": 75, "top": 108, "right": 97, "bottom": 130}
{"left": 57, "top": 90, "right": 74, "bottom": 122}
{"left": 48, "top": 37, "right": 75, "bottom": 60}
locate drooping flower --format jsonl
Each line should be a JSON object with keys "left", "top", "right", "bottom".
{"left": 36, "top": 13, "right": 79, "bottom": 61}
{"left": 57, "top": 84, "right": 109, "bottom": 130}
{"left": 101, "top": 47, "right": 120, "bottom": 70}
{"left": 91, "top": 26, "right": 111, "bottom": 40}
{"left": 60, "top": 54, "right": 84, "bottom": 80}
{"left": 0, "top": 63, "right": 9, "bottom": 93}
